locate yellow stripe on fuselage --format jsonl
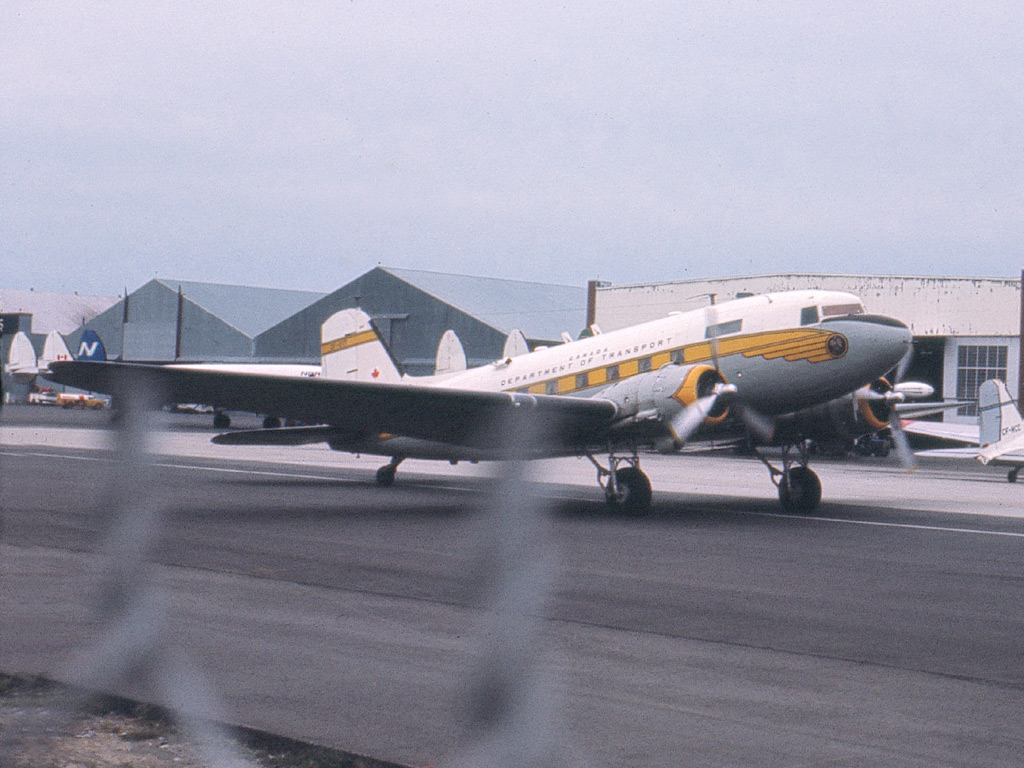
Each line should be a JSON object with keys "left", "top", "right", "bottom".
{"left": 320, "top": 329, "right": 379, "bottom": 356}
{"left": 504, "top": 328, "right": 843, "bottom": 396}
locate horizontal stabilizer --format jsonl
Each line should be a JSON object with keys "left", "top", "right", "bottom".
{"left": 212, "top": 425, "right": 342, "bottom": 446}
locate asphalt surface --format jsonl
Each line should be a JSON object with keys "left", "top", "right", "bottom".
{"left": 2, "top": 405, "right": 1023, "bottom": 767}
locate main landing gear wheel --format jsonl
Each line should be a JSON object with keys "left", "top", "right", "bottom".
{"left": 213, "top": 411, "right": 231, "bottom": 429}
{"left": 1009, "top": 468, "right": 1020, "bottom": 484}
{"left": 376, "top": 457, "right": 403, "bottom": 487}
{"left": 778, "top": 465, "right": 822, "bottom": 513}
{"left": 263, "top": 415, "right": 282, "bottom": 429}
{"left": 605, "top": 466, "right": 653, "bottom": 516}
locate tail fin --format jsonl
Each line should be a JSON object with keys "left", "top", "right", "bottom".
{"left": 77, "top": 329, "right": 108, "bottom": 361}
{"left": 320, "top": 309, "right": 402, "bottom": 382}
{"left": 978, "top": 379, "right": 1022, "bottom": 460}
{"left": 39, "top": 330, "right": 72, "bottom": 371}
{"left": 435, "top": 330, "right": 467, "bottom": 374}
{"left": 6, "top": 332, "right": 39, "bottom": 378}
{"left": 502, "top": 329, "right": 529, "bottom": 359}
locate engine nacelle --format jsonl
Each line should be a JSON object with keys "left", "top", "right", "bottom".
{"left": 600, "top": 363, "right": 730, "bottom": 428}
{"left": 773, "top": 377, "right": 894, "bottom": 443}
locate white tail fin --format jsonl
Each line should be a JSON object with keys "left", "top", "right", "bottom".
{"left": 502, "top": 329, "right": 529, "bottom": 359}
{"left": 977, "top": 379, "right": 1024, "bottom": 463}
{"left": 435, "top": 330, "right": 467, "bottom": 374}
{"left": 320, "top": 309, "right": 401, "bottom": 382}
{"left": 6, "top": 332, "right": 39, "bottom": 379}
{"left": 39, "top": 330, "right": 72, "bottom": 372}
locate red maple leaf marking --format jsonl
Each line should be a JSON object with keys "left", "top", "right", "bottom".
{"left": 371, "top": 368, "right": 381, "bottom": 379}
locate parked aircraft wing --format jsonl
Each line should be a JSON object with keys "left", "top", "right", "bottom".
{"left": 894, "top": 400, "right": 971, "bottom": 419}
{"left": 902, "top": 420, "right": 979, "bottom": 444}
{"left": 47, "top": 360, "right": 619, "bottom": 451}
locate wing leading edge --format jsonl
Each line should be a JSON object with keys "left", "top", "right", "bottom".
{"left": 46, "top": 360, "right": 618, "bottom": 453}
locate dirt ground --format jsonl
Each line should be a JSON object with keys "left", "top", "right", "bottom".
{"left": 0, "top": 676, "right": 404, "bottom": 768}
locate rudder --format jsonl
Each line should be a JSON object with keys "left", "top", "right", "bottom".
{"left": 321, "top": 309, "right": 402, "bottom": 382}
{"left": 978, "top": 379, "right": 1021, "bottom": 448}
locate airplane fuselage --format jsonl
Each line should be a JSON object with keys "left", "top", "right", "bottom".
{"left": 407, "top": 290, "right": 909, "bottom": 418}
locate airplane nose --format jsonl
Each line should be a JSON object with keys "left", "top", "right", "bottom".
{"left": 823, "top": 312, "right": 912, "bottom": 375}
{"left": 864, "top": 314, "right": 913, "bottom": 370}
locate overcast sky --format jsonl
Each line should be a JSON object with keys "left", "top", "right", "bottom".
{"left": 3, "top": 1, "right": 1022, "bottom": 297}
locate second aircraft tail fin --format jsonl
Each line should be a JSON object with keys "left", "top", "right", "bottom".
{"left": 77, "top": 329, "right": 108, "bottom": 362}
{"left": 434, "top": 330, "right": 467, "bottom": 375}
{"left": 39, "top": 331, "right": 72, "bottom": 371}
{"left": 6, "top": 332, "right": 39, "bottom": 378}
{"left": 977, "top": 379, "right": 1023, "bottom": 462}
{"left": 320, "top": 308, "right": 402, "bottom": 382}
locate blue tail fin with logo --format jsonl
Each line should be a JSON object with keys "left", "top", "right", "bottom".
{"left": 77, "top": 329, "right": 108, "bottom": 362}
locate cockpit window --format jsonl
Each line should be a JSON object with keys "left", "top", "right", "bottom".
{"left": 800, "top": 306, "right": 819, "bottom": 326}
{"left": 705, "top": 319, "right": 742, "bottom": 338}
{"left": 821, "top": 303, "right": 865, "bottom": 317}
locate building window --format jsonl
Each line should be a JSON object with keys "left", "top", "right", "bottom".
{"left": 956, "top": 345, "right": 1007, "bottom": 416}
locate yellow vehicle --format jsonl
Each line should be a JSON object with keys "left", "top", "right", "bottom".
{"left": 56, "top": 392, "right": 107, "bottom": 409}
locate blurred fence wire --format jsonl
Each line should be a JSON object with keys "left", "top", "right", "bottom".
{"left": 3, "top": 385, "right": 589, "bottom": 767}
{"left": 3, "top": 382, "right": 256, "bottom": 768}
{"left": 449, "top": 406, "right": 589, "bottom": 768}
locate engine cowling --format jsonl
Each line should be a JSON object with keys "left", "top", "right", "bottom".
{"left": 600, "top": 363, "right": 730, "bottom": 429}
{"left": 773, "top": 377, "right": 895, "bottom": 443}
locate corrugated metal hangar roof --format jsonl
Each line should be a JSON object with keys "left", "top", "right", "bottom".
{"left": 0, "top": 288, "right": 118, "bottom": 334}
{"left": 384, "top": 267, "right": 587, "bottom": 339}
{"left": 152, "top": 279, "right": 326, "bottom": 337}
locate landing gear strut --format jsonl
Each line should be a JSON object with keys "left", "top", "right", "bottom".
{"left": 588, "top": 445, "right": 653, "bottom": 516}
{"left": 757, "top": 440, "right": 822, "bottom": 513}
{"left": 376, "top": 457, "right": 403, "bottom": 487}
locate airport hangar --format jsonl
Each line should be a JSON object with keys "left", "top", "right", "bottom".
{"left": 588, "top": 273, "right": 1024, "bottom": 424}
{"left": 0, "top": 288, "right": 118, "bottom": 403}
{"left": 59, "top": 267, "right": 586, "bottom": 379}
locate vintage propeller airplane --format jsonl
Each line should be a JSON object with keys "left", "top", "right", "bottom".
{"left": 47, "top": 289, "right": 913, "bottom": 514}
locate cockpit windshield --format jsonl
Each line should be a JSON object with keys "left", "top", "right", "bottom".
{"left": 821, "top": 302, "right": 865, "bottom": 317}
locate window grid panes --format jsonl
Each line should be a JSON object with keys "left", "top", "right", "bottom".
{"left": 956, "top": 345, "right": 1007, "bottom": 416}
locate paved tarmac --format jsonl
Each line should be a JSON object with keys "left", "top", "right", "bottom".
{"left": 2, "top": 405, "right": 1023, "bottom": 767}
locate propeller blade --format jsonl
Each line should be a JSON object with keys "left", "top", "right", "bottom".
{"left": 889, "top": 412, "right": 917, "bottom": 471}
{"left": 705, "top": 304, "right": 721, "bottom": 371}
{"left": 736, "top": 404, "right": 776, "bottom": 443}
{"left": 894, "top": 347, "right": 914, "bottom": 383}
{"left": 670, "top": 394, "right": 718, "bottom": 445}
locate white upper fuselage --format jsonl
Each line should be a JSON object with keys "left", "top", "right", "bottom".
{"left": 416, "top": 290, "right": 870, "bottom": 399}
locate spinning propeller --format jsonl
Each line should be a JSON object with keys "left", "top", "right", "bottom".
{"left": 668, "top": 304, "right": 775, "bottom": 446}
{"left": 854, "top": 348, "right": 918, "bottom": 470}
